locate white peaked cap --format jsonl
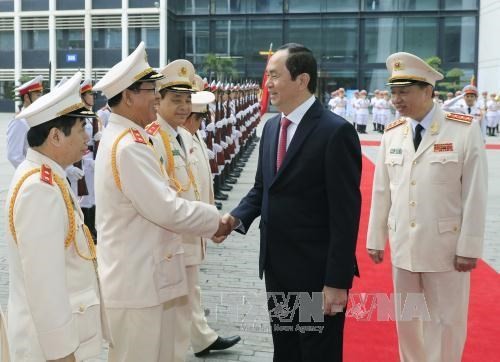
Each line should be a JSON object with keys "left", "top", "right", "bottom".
{"left": 16, "top": 72, "right": 96, "bottom": 127}
{"left": 94, "top": 41, "right": 164, "bottom": 99}
{"left": 386, "top": 52, "right": 443, "bottom": 87}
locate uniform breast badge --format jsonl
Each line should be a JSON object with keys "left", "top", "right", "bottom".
{"left": 446, "top": 112, "right": 473, "bottom": 124}
{"left": 434, "top": 143, "right": 454, "bottom": 152}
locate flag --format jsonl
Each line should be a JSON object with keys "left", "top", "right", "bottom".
{"left": 260, "top": 43, "right": 273, "bottom": 116}
{"left": 470, "top": 75, "right": 475, "bottom": 86}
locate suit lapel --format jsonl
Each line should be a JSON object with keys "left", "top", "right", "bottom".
{"left": 272, "top": 100, "right": 322, "bottom": 183}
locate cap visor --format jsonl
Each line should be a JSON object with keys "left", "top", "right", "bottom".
{"left": 66, "top": 107, "right": 97, "bottom": 118}
{"left": 141, "top": 70, "right": 165, "bottom": 81}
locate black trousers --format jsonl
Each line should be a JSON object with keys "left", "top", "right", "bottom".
{"left": 264, "top": 268, "right": 346, "bottom": 362}
{"left": 81, "top": 206, "right": 97, "bottom": 243}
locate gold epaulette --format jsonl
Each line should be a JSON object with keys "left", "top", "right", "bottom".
{"left": 446, "top": 112, "right": 473, "bottom": 124}
{"left": 145, "top": 121, "right": 160, "bottom": 136}
{"left": 385, "top": 118, "right": 406, "bottom": 132}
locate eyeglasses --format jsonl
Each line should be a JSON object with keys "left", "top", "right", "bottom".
{"left": 135, "top": 87, "right": 159, "bottom": 94}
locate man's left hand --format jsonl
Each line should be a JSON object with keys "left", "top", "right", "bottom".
{"left": 454, "top": 256, "right": 478, "bottom": 272}
{"left": 322, "top": 286, "right": 347, "bottom": 316}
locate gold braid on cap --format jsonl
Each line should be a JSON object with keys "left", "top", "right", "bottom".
{"left": 134, "top": 67, "right": 154, "bottom": 80}
{"left": 388, "top": 75, "right": 427, "bottom": 83}
{"left": 9, "top": 169, "right": 96, "bottom": 260}
{"left": 158, "top": 81, "right": 193, "bottom": 91}
{"left": 57, "top": 102, "right": 86, "bottom": 116}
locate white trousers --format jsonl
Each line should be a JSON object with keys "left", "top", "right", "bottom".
{"left": 392, "top": 266, "right": 470, "bottom": 362}
{"left": 107, "top": 296, "right": 190, "bottom": 362}
{"left": 172, "top": 265, "right": 219, "bottom": 354}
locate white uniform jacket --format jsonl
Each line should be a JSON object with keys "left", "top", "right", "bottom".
{"left": 95, "top": 113, "right": 219, "bottom": 309}
{"left": 6, "top": 117, "right": 29, "bottom": 168}
{"left": 6, "top": 149, "right": 109, "bottom": 361}
{"left": 367, "top": 107, "right": 488, "bottom": 272}
{"left": 147, "top": 117, "right": 207, "bottom": 266}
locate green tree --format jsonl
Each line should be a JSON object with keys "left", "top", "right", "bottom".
{"left": 202, "top": 53, "right": 237, "bottom": 80}
{"left": 425, "top": 56, "right": 466, "bottom": 93}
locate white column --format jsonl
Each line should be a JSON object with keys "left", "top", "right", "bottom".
{"left": 122, "top": 0, "right": 129, "bottom": 59}
{"left": 84, "top": 0, "right": 92, "bottom": 78}
{"left": 48, "top": 0, "right": 56, "bottom": 89}
{"left": 14, "top": 0, "right": 21, "bottom": 87}
{"left": 159, "top": 0, "right": 167, "bottom": 66}
{"left": 478, "top": 0, "right": 500, "bottom": 91}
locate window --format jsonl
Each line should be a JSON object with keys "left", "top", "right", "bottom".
{"left": 56, "top": 29, "right": 85, "bottom": 68}
{"left": 248, "top": 0, "right": 283, "bottom": 13}
{"left": 183, "top": 20, "right": 210, "bottom": 65}
{"left": 215, "top": 0, "right": 244, "bottom": 14}
{"left": 326, "top": 0, "right": 358, "bottom": 12}
{"left": 92, "top": 29, "right": 121, "bottom": 68}
{"left": 399, "top": 17, "right": 438, "bottom": 59}
{"left": 288, "top": 0, "right": 321, "bottom": 13}
{"left": 22, "top": 30, "right": 49, "bottom": 68}
{"left": 363, "top": 0, "right": 397, "bottom": 11}
{"left": 363, "top": 69, "right": 390, "bottom": 93}
{"left": 129, "top": 0, "right": 158, "bottom": 8}
{"left": 129, "top": 28, "right": 160, "bottom": 67}
{"left": 173, "top": 0, "right": 210, "bottom": 14}
{"left": 287, "top": 19, "right": 322, "bottom": 56}
{"left": 364, "top": 18, "right": 398, "bottom": 63}
{"left": 214, "top": 20, "right": 246, "bottom": 77}
{"left": 21, "top": 0, "right": 49, "bottom": 11}
{"left": 246, "top": 20, "right": 283, "bottom": 77}
{"left": 0, "top": 0, "right": 14, "bottom": 11}
{"left": 56, "top": 0, "right": 84, "bottom": 10}
{"left": 443, "top": 17, "right": 476, "bottom": 63}
{"left": 323, "top": 19, "right": 358, "bottom": 64}
{"left": 444, "top": 0, "right": 477, "bottom": 10}
{"left": 399, "top": 0, "right": 438, "bottom": 11}
{"left": 93, "top": 0, "right": 121, "bottom": 9}
{"left": 0, "top": 31, "right": 14, "bottom": 68}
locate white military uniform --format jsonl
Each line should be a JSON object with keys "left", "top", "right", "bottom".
{"left": 332, "top": 96, "right": 348, "bottom": 119}
{"left": 367, "top": 106, "right": 487, "bottom": 362}
{"left": 93, "top": 42, "right": 220, "bottom": 362}
{"left": 486, "top": 98, "right": 498, "bottom": 129}
{"left": 442, "top": 93, "right": 485, "bottom": 140}
{"left": 6, "top": 72, "right": 111, "bottom": 361}
{"left": 355, "top": 97, "right": 370, "bottom": 125}
{"left": 6, "top": 117, "right": 29, "bottom": 168}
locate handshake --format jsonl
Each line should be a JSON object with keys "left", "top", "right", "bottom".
{"left": 212, "top": 213, "right": 238, "bottom": 243}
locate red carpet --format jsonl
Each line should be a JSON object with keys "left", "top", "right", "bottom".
{"left": 344, "top": 155, "right": 500, "bottom": 361}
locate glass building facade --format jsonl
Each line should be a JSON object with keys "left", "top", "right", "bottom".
{"left": 0, "top": 0, "right": 479, "bottom": 111}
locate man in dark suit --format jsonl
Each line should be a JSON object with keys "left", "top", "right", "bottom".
{"left": 222, "top": 43, "right": 362, "bottom": 361}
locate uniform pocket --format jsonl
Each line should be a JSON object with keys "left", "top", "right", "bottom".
{"left": 428, "top": 152, "right": 461, "bottom": 184}
{"left": 70, "top": 289, "right": 100, "bottom": 344}
{"left": 438, "top": 217, "right": 461, "bottom": 234}
{"left": 384, "top": 154, "right": 404, "bottom": 184}
{"left": 153, "top": 243, "right": 185, "bottom": 290}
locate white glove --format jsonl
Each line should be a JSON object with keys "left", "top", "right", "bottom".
{"left": 213, "top": 143, "right": 223, "bottom": 153}
{"left": 200, "top": 130, "right": 207, "bottom": 139}
{"left": 206, "top": 149, "right": 215, "bottom": 159}
{"left": 93, "top": 131, "right": 102, "bottom": 142}
{"left": 226, "top": 136, "right": 233, "bottom": 145}
{"left": 215, "top": 121, "right": 224, "bottom": 129}
{"left": 66, "top": 165, "right": 84, "bottom": 180}
{"left": 206, "top": 123, "right": 216, "bottom": 132}
{"left": 220, "top": 141, "right": 228, "bottom": 149}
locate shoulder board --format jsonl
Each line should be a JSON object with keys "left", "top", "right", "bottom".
{"left": 130, "top": 128, "right": 147, "bottom": 144}
{"left": 385, "top": 118, "right": 406, "bottom": 132}
{"left": 40, "top": 164, "right": 53, "bottom": 185}
{"left": 446, "top": 112, "right": 473, "bottom": 124}
{"left": 145, "top": 121, "right": 160, "bottom": 136}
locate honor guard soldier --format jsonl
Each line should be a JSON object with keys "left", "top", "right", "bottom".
{"left": 7, "top": 75, "right": 44, "bottom": 168}
{"left": 486, "top": 93, "right": 499, "bottom": 136}
{"left": 355, "top": 90, "right": 370, "bottom": 133}
{"left": 93, "top": 42, "right": 227, "bottom": 362}
{"left": 442, "top": 84, "right": 486, "bottom": 140}
{"left": 6, "top": 72, "right": 111, "bottom": 361}
{"left": 367, "top": 52, "right": 488, "bottom": 362}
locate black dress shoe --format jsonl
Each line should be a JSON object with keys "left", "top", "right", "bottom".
{"left": 194, "top": 336, "right": 241, "bottom": 357}
{"left": 220, "top": 184, "right": 233, "bottom": 191}
{"left": 226, "top": 177, "right": 237, "bottom": 184}
{"left": 214, "top": 192, "right": 229, "bottom": 200}
{"left": 215, "top": 201, "right": 222, "bottom": 210}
